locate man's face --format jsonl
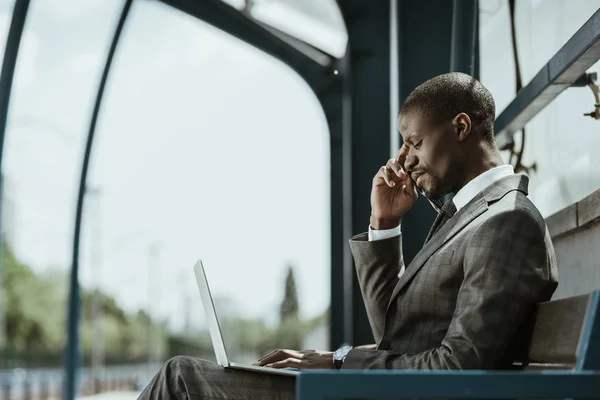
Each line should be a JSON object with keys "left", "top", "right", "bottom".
{"left": 397, "top": 112, "right": 460, "bottom": 199}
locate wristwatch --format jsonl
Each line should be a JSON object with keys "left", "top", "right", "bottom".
{"left": 333, "top": 345, "right": 353, "bottom": 369}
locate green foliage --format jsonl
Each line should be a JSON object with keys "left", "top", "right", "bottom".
{"left": 2, "top": 243, "right": 329, "bottom": 367}
{"left": 167, "top": 266, "right": 330, "bottom": 360}
{"left": 273, "top": 317, "right": 303, "bottom": 350}
{"left": 3, "top": 245, "right": 65, "bottom": 350}
{"left": 1, "top": 242, "right": 167, "bottom": 364}
{"left": 167, "top": 331, "right": 216, "bottom": 361}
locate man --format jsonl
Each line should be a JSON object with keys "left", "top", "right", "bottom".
{"left": 138, "top": 73, "right": 558, "bottom": 398}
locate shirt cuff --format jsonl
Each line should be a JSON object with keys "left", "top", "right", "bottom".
{"left": 368, "top": 224, "right": 401, "bottom": 241}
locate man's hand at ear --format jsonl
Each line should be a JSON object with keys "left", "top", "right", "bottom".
{"left": 371, "top": 148, "right": 419, "bottom": 230}
{"left": 253, "top": 349, "right": 334, "bottom": 370}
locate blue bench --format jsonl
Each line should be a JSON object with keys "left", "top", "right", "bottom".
{"left": 297, "top": 290, "right": 600, "bottom": 399}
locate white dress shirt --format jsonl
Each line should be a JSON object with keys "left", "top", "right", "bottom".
{"left": 368, "top": 165, "right": 515, "bottom": 241}
{"left": 368, "top": 165, "right": 514, "bottom": 277}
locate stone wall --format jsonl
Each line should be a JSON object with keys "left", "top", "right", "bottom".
{"left": 546, "top": 189, "right": 600, "bottom": 299}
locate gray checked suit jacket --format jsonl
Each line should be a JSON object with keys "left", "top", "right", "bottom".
{"left": 343, "top": 174, "right": 558, "bottom": 370}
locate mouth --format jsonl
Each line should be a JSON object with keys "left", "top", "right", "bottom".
{"left": 410, "top": 172, "right": 424, "bottom": 187}
{"left": 410, "top": 173, "right": 431, "bottom": 197}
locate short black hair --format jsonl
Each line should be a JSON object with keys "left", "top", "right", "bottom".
{"left": 399, "top": 72, "right": 496, "bottom": 143}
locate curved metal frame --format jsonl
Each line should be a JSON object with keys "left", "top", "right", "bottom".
{"left": 0, "top": 0, "right": 29, "bottom": 158}
{"left": 0, "top": 0, "right": 30, "bottom": 348}
{"left": 162, "top": 0, "right": 353, "bottom": 348}
{"left": 0, "top": 0, "right": 345, "bottom": 396}
{"left": 63, "top": 1, "right": 133, "bottom": 399}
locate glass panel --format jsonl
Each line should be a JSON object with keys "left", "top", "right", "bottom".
{"left": 220, "top": 0, "right": 246, "bottom": 10}
{"left": 0, "top": 0, "right": 123, "bottom": 395}
{"left": 507, "top": 58, "right": 600, "bottom": 217}
{"left": 480, "top": 1, "right": 600, "bottom": 216}
{"left": 0, "top": 0, "right": 15, "bottom": 376}
{"left": 514, "top": 0, "right": 600, "bottom": 85}
{"left": 479, "top": 0, "right": 515, "bottom": 114}
{"left": 251, "top": 0, "right": 347, "bottom": 58}
{"left": 480, "top": 0, "right": 600, "bottom": 113}
{"left": 0, "top": 0, "right": 16, "bottom": 67}
{"left": 0, "top": 0, "right": 16, "bottom": 271}
{"left": 83, "top": 0, "right": 330, "bottom": 393}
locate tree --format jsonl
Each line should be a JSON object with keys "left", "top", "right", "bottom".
{"left": 2, "top": 243, "right": 63, "bottom": 350}
{"left": 279, "top": 265, "right": 299, "bottom": 323}
{"left": 1, "top": 240, "right": 169, "bottom": 364}
{"left": 273, "top": 265, "right": 302, "bottom": 350}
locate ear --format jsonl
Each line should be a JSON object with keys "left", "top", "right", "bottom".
{"left": 453, "top": 113, "right": 472, "bottom": 142}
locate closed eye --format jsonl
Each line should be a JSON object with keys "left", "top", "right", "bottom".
{"left": 414, "top": 140, "right": 423, "bottom": 149}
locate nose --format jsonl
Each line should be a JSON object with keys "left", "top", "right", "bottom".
{"left": 404, "top": 154, "right": 418, "bottom": 172}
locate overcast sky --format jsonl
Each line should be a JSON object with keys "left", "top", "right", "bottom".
{"left": 0, "top": 0, "right": 347, "bottom": 333}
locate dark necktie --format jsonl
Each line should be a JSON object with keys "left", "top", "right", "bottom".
{"left": 425, "top": 199, "right": 457, "bottom": 244}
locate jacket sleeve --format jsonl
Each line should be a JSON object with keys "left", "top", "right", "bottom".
{"left": 343, "top": 209, "right": 556, "bottom": 369}
{"left": 349, "top": 232, "right": 404, "bottom": 343}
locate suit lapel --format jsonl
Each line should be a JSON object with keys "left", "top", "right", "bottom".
{"left": 384, "top": 174, "right": 530, "bottom": 314}
{"left": 385, "top": 195, "right": 488, "bottom": 312}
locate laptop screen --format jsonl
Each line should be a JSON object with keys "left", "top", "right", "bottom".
{"left": 193, "top": 259, "right": 230, "bottom": 367}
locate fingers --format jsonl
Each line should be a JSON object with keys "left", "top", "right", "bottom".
{"left": 375, "top": 166, "right": 393, "bottom": 187}
{"left": 255, "top": 349, "right": 277, "bottom": 363}
{"left": 385, "top": 158, "right": 406, "bottom": 179}
{"left": 394, "top": 146, "right": 418, "bottom": 199}
{"left": 396, "top": 146, "right": 408, "bottom": 170}
{"left": 264, "top": 358, "right": 302, "bottom": 369}
{"left": 403, "top": 174, "right": 419, "bottom": 200}
{"left": 375, "top": 158, "right": 406, "bottom": 188}
{"left": 253, "top": 349, "right": 303, "bottom": 366}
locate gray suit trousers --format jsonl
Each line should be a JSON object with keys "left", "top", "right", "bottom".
{"left": 138, "top": 356, "right": 296, "bottom": 399}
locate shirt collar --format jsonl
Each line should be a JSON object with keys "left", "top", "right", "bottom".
{"left": 452, "top": 165, "right": 515, "bottom": 211}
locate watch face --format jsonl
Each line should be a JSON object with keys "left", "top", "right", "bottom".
{"left": 334, "top": 348, "right": 343, "bottom": 359}
{"left": 334, "top": 345, "right": 352, "bottom": 360}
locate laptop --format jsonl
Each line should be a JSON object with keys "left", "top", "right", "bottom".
{"left": 193, "top": 259, "right": 299, "bottom": 377}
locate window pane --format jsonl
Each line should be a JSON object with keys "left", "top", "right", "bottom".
{"left": 514, "top": 0, "right": 600, "bottom": 85}
{"left": 1, "top": 0, "right": 124, "bottom": 394}
{"left": 83, "top": 0, "right": 331, "bottom": 387}
{"left": 0, "top": 0, "right": 15, "bottom": 255}
{"left": 480, "top": 1, "right": 600, "bottom": 216}
{"left": 0, "top": 0, "right": 16, "bottom": 67}
{"left": 506, "top": 60, "right": 600, "bottom": 217}
{"left": 480, "top": 0, "right": 600, "bottom": 113}
{"left": 251, "top": 0, "right": 347, "bottom": 58}
{"left": 220, "top": 0, "right": 245, "bottom": 9}
{"left": 479, "top": 0, "right": 516, "bottom": 114}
